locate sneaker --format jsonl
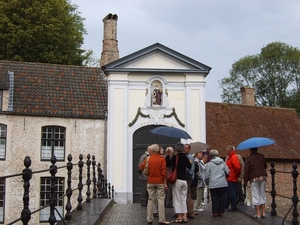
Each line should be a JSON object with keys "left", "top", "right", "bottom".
{"left": 197, "top": 208, "right": 204, "bottom": 212}
{"left": 202, "top": 202, "right": 206, "bottom": 206}
{"left": 159, "top": 221, "right": 170, "bottom": 225}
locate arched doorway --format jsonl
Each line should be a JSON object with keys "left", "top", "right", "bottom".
{"left": 132, "top": 125, "right": 180, "bottom": 203}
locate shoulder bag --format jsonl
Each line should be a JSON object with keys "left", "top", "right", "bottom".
{"left": 142, "top": 156, "right": 150, "bottom": 177}
{"left": 167, "top": 155, "right": 178, "bottom": 183}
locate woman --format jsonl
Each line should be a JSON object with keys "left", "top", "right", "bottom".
{"left": 194, "top": 152, "right": 209, "bottom": 212}
{"left": 140, "top": 144, "right": 170, "bottom": 225}
{"left": 166, "top": 143, "right": 191, "bottom": 223}
{"left": 205, "top": 149, "right": 229, "bottom": 217}
{"left": 244, "top": 147, "right": 267, "bottom": 218}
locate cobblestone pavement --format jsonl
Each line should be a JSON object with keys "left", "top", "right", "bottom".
{"left": 98, "top": 203, "right": 262, "bottom": 225}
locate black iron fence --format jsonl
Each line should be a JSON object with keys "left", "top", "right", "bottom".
{"left": 0, "top": 154, "right": 114, "bottom": 225}
{"left": 268, "top": 161, "right": 299, "bottom": 225}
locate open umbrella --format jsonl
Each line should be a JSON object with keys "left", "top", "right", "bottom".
{"left": 190, "top": 142, "right": 210, "bottom": 154}
{"left": 150, "top": 126, "right": 192, "bottom": 139}
{"left": 236, "top": 137, "right": 275, "bottom": 150}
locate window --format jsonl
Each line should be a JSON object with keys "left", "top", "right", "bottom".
{"left": 40, "top": 177, "right": 64, "bottom": 222}
{"left": 0, "top": 179, "right": 5, "bottom": 223}
{"left": 0, "top": 90, "right": 2, "bottom": 110}
{"left": 0, "top": 124, "right": 7, "bottom": 160}
{"left": 41, "top": 126, "right": 65, "bottom": 161}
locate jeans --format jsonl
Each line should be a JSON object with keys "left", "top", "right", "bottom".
{"left": 226, "top": 181, "right": 237, "bottom": 210}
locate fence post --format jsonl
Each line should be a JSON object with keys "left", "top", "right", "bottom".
{"left": 49, "top": 155, "right": 58, "bottom": 225}
{"left": 108, "top": 183, "right": 111, "bottom": 199}
{"left": 21, "top": 156, "right": 32, "bottom": 225}
{"left": 92, "top": 155, "right": 97, "bottom": 199}
{"left": 77, "top": 154, "right": 84, "bottom": 210}
{"left": 65, "top": 154, "right": 73, "bottom": 220}
{"left": 270, "top": 161, "right": 277, "bottom": 216}
{"left": 104, "top": 179, "right": 108, "bottom": 198}
{"left": 292, "top": 162, "right": 299, "bottom": 225}
{"left": 86, "top": 154, "right": 91, "bottom": 203}
{"left": 97, "top": 162, "right": 104, "bottom": 198}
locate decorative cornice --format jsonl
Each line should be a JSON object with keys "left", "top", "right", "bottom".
{"left": 129, "top": 107, "right": 150, "bottom": 127}
{"left": 128, "top": 107, "right": 185, "bottom": 127}
{"left": 164, "top": 108, "right": 185, "bottom": 127}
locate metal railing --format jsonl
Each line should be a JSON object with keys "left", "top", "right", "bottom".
{"left": 0, "top": 153, "right": 114, "bottom": 225}
{"left": 268, "top": 161, "right": 299, "bottom": 225}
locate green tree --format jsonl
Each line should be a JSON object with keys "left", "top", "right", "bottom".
{"left": 219, "top": 42, "right": 300, "bottom": 112}
{"left": 82, "top": 49, "right": 100, "bottom": 67}
{"left": 0, "top": 0, "right": 89, "bottom": 65}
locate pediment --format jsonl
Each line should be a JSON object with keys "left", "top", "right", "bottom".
{"left": 102, "top": 43, "right": 211, "bottom": 75}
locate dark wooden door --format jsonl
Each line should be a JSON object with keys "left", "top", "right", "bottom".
{"left": 132, "top": 125, "right": 180, "bottom": 203}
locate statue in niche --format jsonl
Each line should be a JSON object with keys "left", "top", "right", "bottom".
{"left": 152, "top": 88, "right": 162, "bottom": 105}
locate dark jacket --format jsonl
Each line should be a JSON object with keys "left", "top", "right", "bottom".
{"left": 166, "top": 153, "right": 191, "bottom": 180}
{"left": 191, "top": 161, "right": 199, "bottom": 186}
{"left": 244, "top": 151, "right": 267, "bottom": 184}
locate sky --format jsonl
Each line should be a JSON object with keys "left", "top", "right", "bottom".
{"left": 71, "top": 0, "right": 300, "bottom": 102}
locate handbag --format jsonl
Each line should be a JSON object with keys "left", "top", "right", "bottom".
{"left": 142, "top": 156, "right": 150, "bottom": 177}
{"left": 167, "top": 155, "right": 178, "bottom": 183}
{"left": 244, "top": 185, "right": 251, "bottom": 206}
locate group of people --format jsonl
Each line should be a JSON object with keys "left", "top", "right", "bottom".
{"left": 137, "top": 143, "right": 267, "bottom": 224}
{"left": 206, "top": 145, "right": 267, "bottom": 218}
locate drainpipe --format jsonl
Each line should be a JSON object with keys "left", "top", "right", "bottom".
{"left": 104, "top": 109, "right": 108, "bottom": 178}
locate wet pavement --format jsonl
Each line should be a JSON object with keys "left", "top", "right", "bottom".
{"left": 98, "top": 203, "right": 264, "bottom": 225}
{"left": 58, "top": 198, "right": 291, "bottom": 225}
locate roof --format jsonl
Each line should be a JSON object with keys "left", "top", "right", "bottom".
{"left": 102, "top": 43, "right": 212, "bottom": 75}
{"left": 0, "top": 61, "right": 107, "bottom": 119}
{"left": 206, "top": 102, "right": 300, "bottom": 161}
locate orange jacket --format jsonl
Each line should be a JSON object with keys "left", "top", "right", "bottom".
{"left": 226, "top": 151, "right": 241, "bottom": 182}
{"left": 140, "top": 154, "right": 166, "bottom": 184}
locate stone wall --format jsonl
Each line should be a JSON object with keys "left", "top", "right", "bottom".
{"left": 0, "top": 115, "right": 105, "bottom": 224}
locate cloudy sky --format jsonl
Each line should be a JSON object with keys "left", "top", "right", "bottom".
{"left": 71, "top": 0, "right": 300, "bottom": 102}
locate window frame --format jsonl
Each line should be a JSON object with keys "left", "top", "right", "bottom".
{"left": 0, "top": 124, "right": 7, "bottom": 160}
{"left": 39, "top": 177, "right": 64, "bottom": 223}
{"left": 0, "top": 179, "right": 5, "bottom": 224}
{"left": 40, "top": 126, "right": 66, "bottom": 161}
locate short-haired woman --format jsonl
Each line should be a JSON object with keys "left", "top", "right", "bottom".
{"left": 205, "top": 149, "right": 229, "bottom": 217}
{"left": 140, "top": 144, "right": 170, "bottom": 225}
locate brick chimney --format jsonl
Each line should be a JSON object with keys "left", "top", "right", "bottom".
{"left": 100, "top": 13, "right": 119, "bottom": 67}
{"left": 240, "top": 87, "right": 255, "bottom": 106}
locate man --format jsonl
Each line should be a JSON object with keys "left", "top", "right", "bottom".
{"left": 236, "top": 151, "right": 245, "bottom": 205}
{"left": 184, "top": 144, "right": 195, "bottom": 219}
{"left": 225, "top": 145, "right": 241, "bottom": 211}
{"left": 138, "top": 145, "right": 152, "bottom": 207}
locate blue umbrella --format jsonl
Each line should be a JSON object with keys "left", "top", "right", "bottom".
{"left": 150, "top": 126, "right": 192, "bottom": 139}
{"left": 236, "top": 137, "right": 275, "bottom": 150}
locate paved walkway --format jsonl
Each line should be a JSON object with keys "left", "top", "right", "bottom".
{"left": 57, "top": 198, "right": 292, "bottom": 225}
{"left": 97, "top": 202, "right": 290, "bottom": 225}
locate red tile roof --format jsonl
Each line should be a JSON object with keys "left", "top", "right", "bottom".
{"left": 0, "top": 61, "right": 107, "bottom": 119}
{"left": 206, "top": 102, "right": 300, "bottom": 160}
